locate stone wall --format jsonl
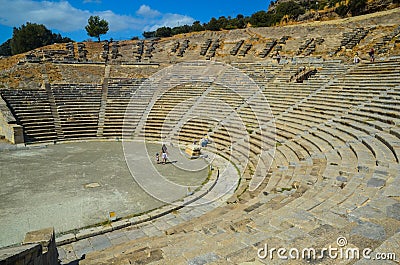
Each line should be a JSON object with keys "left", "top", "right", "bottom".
{"left": 0, "top": 96, "right": 23, "bottom": 144}
{"left": 0, "top": 228, "right": 59, "bottom": 265}
{"left": 108, "top": 64, "right": 161, "bottom": 78}
{"left": 57, "top": 64, "right": 105, "bottom": 83}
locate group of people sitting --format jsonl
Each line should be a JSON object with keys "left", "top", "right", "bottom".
{"left": 200, "top": 137, "right": 209, "bottom": 147}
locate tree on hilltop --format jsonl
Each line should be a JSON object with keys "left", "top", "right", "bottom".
{"left": 155, "top": 26, "right": 172, "bottom": 37}
{"left": 85, "top": 16, "right": 109, "bottom": 42}
{"left": 9, "top": 22, "right": 72, "bottom": 55}
{"left": 206, "top": 17, "right": 221, "bottom": 31}
{"left": 143, "top": 31, "right": 155, "bottom": 38}
{"left": 191, "top": 21, "right": 204, "bottom": 32}
{"left": 0, "top": 39, "right": 12, "bottom": 56}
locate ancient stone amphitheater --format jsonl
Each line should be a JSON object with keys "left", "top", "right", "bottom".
{"left": 1, "top": 8, "right": 400, "bottom": 265}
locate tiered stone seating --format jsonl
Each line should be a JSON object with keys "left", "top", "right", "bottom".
{"left": 277, "top": 35, "right": 290, "bottom": 44}
{"left": 43, "top": 49, "right": 69, "bottom": 62}
{"left": 200, "top": 39, "right": 212, "bottom": 56}
{"left": 110, "top": 42, "right": 121, "bottom": 60}
{"left": 170, "top": 41, "right": 179, "bottom": 53}
{"left": 3, "top": 57, "right": 399, "bottom": 264}
{"left": 133, "top": 41, "right": 145, "bottom": 62}
{"left": 266, "top": 36, "right": 290, "bottom": 55}
{"left": 177, "top": 40, "right": 190, "bottom": 57}
{"left": 64, "top": 42, "right": 75, "bottom": 62}
{"left": 330, "top": 27, "right": 369, "bottom": 56}
{"left": 51, "top": 84, "right": 102, "bottom": 139}
{"left": 101, "top": 42, "right": 109, "bottom": 61}
{"left": 198, "top": 86, "right": 249, "bottom": 146}
{"left": 230, "top": 62, "right": 282, "bottom": 86}
{"left": 282, "top": 60, "right": 399, "bottom": 134}
{"left": 142, "top": 82, "right": 207, "bottom": 140}
{"left": 0, "top": 89, "right": 57, "bottom": 142}
{"left": 102, "top": 78, "right": 144, "bottom": 137}
{"left": 1, "top": 8, "right": 399, "bottom": 263}
{"left": 238, "top": 43, "right": 252, "bottom": 57}
{"left": 143, "top": 41, "right": 156, "bottom": 61}
{"left": 303, "top": 38, "right": 324, "bottom": 56}
{"left": 22, "top": 53, "right": 42, "bottom": 64}
{"left": 230, "top": 40, "right": 244, "bottom": 55}
{"left": 206, "top": 39, "right": 220, "bottom": 59}
{"left": 292, "top": 67, "right": 318, "bottom": 82}
{"left": 77, "top": 43, "right": 88, "bottom": 62}
{"left": 373, "top": 25, "right": 400, "bottom": 54}
{"left": 252, "top": 62, "right": 342, "bottom": 117}
{"left": 314, "top": 59, "right": 348, "bottom": 77}
{"left": 173, "top": 118, "right": 216, "bottom": 145}
{"left": 19, "top": 43, "right": 73, "bottom": 64}
{"left": 57, "top": 58, "right": 400, "bottom": 265}
{"left": 296, "top": 38, "right": 314, "bottom": 55}
{"left": 343, "top": 28, "right": 369, "bottom": 49}
{"left": 259, "top": 39, "right": 277, "bottom": 58}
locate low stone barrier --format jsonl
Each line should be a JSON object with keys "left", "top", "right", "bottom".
{"left": 0, "top": 227, "right": 59, "bottom": 265}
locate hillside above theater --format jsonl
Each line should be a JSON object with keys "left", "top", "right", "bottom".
{"left": 0, "top": 8, "right": 399, "bottom": 89}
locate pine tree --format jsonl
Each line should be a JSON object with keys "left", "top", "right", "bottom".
{"left": 85, "top": 16, "right": 109, "bottom": 42}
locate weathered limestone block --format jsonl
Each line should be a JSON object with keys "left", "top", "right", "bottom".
{"left": 185, "top": 144, "right": 201, "bottom": 159}
{"left": 23, "top": 227, "right": 59, "bottom": 265}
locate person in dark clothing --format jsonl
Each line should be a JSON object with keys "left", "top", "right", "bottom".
{"left": 161, "top": 144, "right": 168, "bottom": 164}
{"left": 368, "top": 48, "right": 375, "bottom": 62}
{"left": 276, "top": 51, "right": 281, "bottom": 64}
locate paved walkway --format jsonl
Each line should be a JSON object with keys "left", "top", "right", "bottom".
{"left": 0, "top": 140, "right": 25, "bottom": 151}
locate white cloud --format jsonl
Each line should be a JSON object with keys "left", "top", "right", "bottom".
{"left": 94, "top": 10, "right": 143, "bottom": 31}
{"left": 148, "top": 13, "right": 195, "bottom": 31}
{"left": 136, "top": 5, "right": 161, "bottom": 18}
{"left": 0, "top": 0, "right": 195, "bottom": 34}
{"left": 0, "top": 0, "right": 138, "bottom": 32}
{"left": 0, "top": 0, "right": 90, "bottom": 32}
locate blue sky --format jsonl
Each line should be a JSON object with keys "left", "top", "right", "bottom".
{"left": 0, "top": 0, "right": 270, "bottom": 44}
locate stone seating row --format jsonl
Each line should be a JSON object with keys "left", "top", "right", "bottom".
{"left": 302, "top": 38, "right": 324, "bottom": 56}
{"left": 296, "top": 38, "right": 314, "bottom": 56}
{"left": 177, "top": 40, "right": 190, "bottom": 57}
{"left": 170, "top": 41, "right": 179, "bottom": 53}
{"left": 238, "top": 43, "right": 252, "bottom": 57}
{"left": 102, "top": 79, "right": 144, "bottom": 137}
{"left": 259, "top": 39, "right": 277, "bottom": 58}
{"left": 50, "top": 85, "right": 102, "bottom": 139}
{"left": 331, "top": 27, "right": 369, "bottom": 55}
{"left": 145, "top": 115, "right": 396, "bottom": 260}
{"left": 0, "top": 89, "right": 58, "bottom": 142}
{"left": 206, "top": 40, "right": 220, "bottom": 59}
{"left": 143, "top": 41, "right": 156, "bottom": 59}
{"left": 102, "top": 78, "right": 143, "bottom": 138}
{"left": 230, "top": 40, "right": 244, "bottom": 56}
{"left": 200, "top": 39, "right": 212, "bottom": 56}
{"left": 22, "top": 42, "right": 80, "bottom": 63}
{"left": 132, "top": 41, "right": 144, "bottom": 61}
{"left": 373, "top": 25, "right": 400, "bottom": 54}
{"left": 61, "top": 59, "right": 400, "bottom": 264}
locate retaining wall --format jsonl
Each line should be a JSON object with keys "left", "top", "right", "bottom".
{"left": 0, "top": 96, "right": 23, "bottom": 144}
